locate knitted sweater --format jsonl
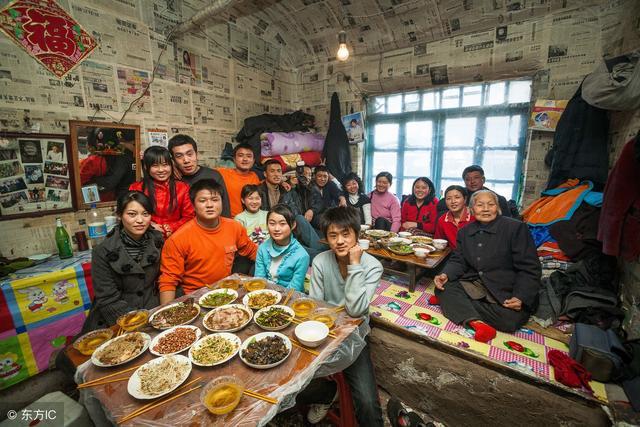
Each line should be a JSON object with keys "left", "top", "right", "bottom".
{"left": 370, "top": 191, "right": 402, "bottom": 232}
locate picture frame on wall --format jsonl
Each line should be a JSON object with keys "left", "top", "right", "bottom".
{"left": 0, "top": 132, "right": 76, "bottom": 220}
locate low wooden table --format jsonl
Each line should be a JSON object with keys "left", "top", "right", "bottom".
{"left": 70, "top": 280, "right": 365, "bottom": 426}
{"left": 367, "top": 246, "right": 451, "bottom": 292}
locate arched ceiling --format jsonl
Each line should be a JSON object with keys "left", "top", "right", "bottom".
{"left": 204, "top": 0, "right": 597, "bottom": 67}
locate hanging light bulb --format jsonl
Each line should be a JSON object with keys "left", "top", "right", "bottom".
{"left": 336, "top": 30, "right": 349, "bottom": 61}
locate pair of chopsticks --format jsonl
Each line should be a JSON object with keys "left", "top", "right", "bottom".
{"left": 116, "top": 327, "right": 125, "bottom": 337}
{"left": 78, "top": 364, "right": 142, "bottom": 389}
{"left": 118, "top": 377, "right": 202, "bottom": 424}
{"left": 283, "top": 288, "right": 295, "bottom": 305}
{"left": 290, "top": 338, "right": 320, "bottom": 356}
{"left": 243, "top": 389, "right": 278, "bottom": 404}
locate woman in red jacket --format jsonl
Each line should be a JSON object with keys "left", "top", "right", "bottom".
{"left": 130, "top": 146, "right": 194, "bottom": 239}
{"left": 434, "top": 185, "right": 475, "bottom": 248}
{"left": 401, "top": 177, "right": 438, "bottom": 234}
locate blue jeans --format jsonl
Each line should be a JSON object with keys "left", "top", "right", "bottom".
{"left": 298, "top": 341, "right": 384, "bottom": 426}
{"left": 294, "top": 214, "right": 328, "bottom": 261}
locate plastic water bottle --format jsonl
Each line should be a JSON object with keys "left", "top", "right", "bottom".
{"left": 55, "top": 218, "right": 73, "bottom": 259}
{"left": 88, "top": 203, "right": 107, "bottom": 248}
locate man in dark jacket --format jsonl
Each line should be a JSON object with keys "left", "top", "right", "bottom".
{"left": 168, "top": 134, "right": 231, "bottom": 218}
{"left": 310, "top": 165, "right": 342, "bottom": 228}
{"left": 437, "top": 165, "right": 511, "bottom": 218}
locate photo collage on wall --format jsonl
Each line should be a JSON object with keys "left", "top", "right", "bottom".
{"left": 0, "top": 136, "right": 72, "bottom": 216}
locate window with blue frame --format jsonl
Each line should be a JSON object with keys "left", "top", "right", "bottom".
{"left": 365, "top": 79, "right": 531, "bottom": 201}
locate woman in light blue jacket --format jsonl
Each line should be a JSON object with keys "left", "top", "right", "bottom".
{"left": 255, "top": 204, "right": 310, "bottom": 291}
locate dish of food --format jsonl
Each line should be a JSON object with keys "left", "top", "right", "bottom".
{"left": 199, "top": 289, "right": 238, "bottom": 309}
{"left": 117, "top": 309, "right": 150, "bottom": 331}
{"left": 201, "top": 376, "right": 245, "bottom": 415}
{"left": 203, "top": 304, "right": 252, "bottom": 332}
{"left": 127, "top": 355, "right": 191, "bottom": 399}
{"left": 291, "top": 298, "right": 317, "bottom": 318}
{"left": 149, "top": 325, "right": 201, "bottom": 356}
{"left": 91, "top": 332, "right": 150, "bottom": 367}
{"left": 410, "top": 235, "right": 433, "bottom": 244}
{"left": 387, "top": 243, "right": 414, "bottom": 255}
{"left": 240, "top": 332, "right": 292, "bottom": 369}
{"left": 243, "top": 278, "right": 267, "bottom": 292}
{"left": 365, "top": 229, "right": 390, "bottom": 238}
{"left": 215, "top": 278, "right": 241, "bottom": 290}
{"left": 73, "top": 329, "right": 114, "bottom": 356}
{"left": 254, "top": 305, "right": 295, "bottom": 331}
{"left": 189, "top": 333, "right": 241, "bottom": 367}
{"left": 149, "top": 300, "right": 200, "bottom": 330}
{"left": 242, "top": 289, "right": 281, "bottom": 310}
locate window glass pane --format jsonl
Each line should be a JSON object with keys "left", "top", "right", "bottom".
{"left": 372, "top": 152, "right": 397, "bottom": 182}
{"left": 404, "top": 92, "right": 420, "bottom": 112}
{"left": 406, "top": 121, "right": 433, "bottom": 148}
{"left": 462, "top": 85, "right": 482, "bottom": 107}
{"left": 404, "top": 150, "right": 431, "bottom": 178}
{"left": 374, "top": 124, "right": 399, "bottom": 149}
{"left": 387, "top": 95, "right": 402, "bottom": 113}
{"left": 484, "top": 116, "right": 510, "bottom": 147}
{"left": 441, "top": 87, "right": 460, "bottom": 109}
{"left": 509, "top": 115, "right": 521, "bottom": 146}
{"left": 508, "top": 80, "right": 531, "bottom": 103}
{"left": 444, "top": 117, "right": 476, "bottom": 147}
{"left": 481, "top": 150, "right": 518, "bottom": 180}
{"left": 438, "top": 179, "right": 463, "bottom": 197}
{"left": 422, "top": 91, "right": 439, "bottom": 110}
{"left": 402, "top": 179, "right": 416, "bottom": 197}
{"left": 484, "top": 182, "right": 514, "bottom": 200}
{"left": 373, "top": 97, "right": 385, "bottom": 113}
{"left": 442, "top": 150, "right": 474, "bottom": 178}
{"left": 487, "top": 82, "right": 505, "bottom": 105}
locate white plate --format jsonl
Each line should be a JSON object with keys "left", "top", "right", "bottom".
{"left": 239, "top": 332, "right": 292, "bottom": 370}
{"left": 198, "top": 289, "right": 238, "bottom": 309}
{"left": 28, "top": 253, "right": 52, "bottom": 264}
{"left": 389, "top": 237, "right": 412, "bottom": 245}
{"left": 149, "top": 301, "right": 201, "bottom": 330}
{"left": 127, "top": 355, "right": 191, "bottom": 400}
{"left": 253, "top": 305, "right": 295, "bottom": 331}
{"left": 242, "top": 289, "right": 282, "bottom": 310}
{"left": 91, "top": 332, "right": 151, "bottom": 367}
{"left": 202, "top": 304, "right": 253, "bottom": 333}
{"left": 149, "top": 325, "right": 201, "bottom": 356}
{"left": 365, "top": 229, "right": 390, "bottom": 238}
{"left": 189, "top": 333, "right": 241, "bottom": 367}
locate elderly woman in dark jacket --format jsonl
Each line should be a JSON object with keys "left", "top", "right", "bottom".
{"left": 81, "top": 190, "right": 163, "bottom": 333}
{"left": 433, "top": 190, "right": 541, "bottom": 342}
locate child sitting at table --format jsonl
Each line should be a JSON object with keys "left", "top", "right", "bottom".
{"left": 234, "top": 184, "right": 269, "bottom": 244}
{"left": 300, "top": 206, "right": 384, "bottom": 426}
{"left": 255, "top": 204, "right": 309, "bottom": 291}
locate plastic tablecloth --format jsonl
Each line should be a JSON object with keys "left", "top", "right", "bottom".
{"left": 76, "top": 277, "right": 368, "bottom": 426}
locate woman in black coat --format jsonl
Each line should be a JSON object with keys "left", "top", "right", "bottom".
{"left": 434, "top": 190, "right": 541, "bottom": 342}
{"left": 81, "top": 191, "right": 163, "bottom": 333}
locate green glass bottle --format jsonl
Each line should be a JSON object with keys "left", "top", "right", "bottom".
{"left": 55, "top": 218, "right": 73, "bottom": 259}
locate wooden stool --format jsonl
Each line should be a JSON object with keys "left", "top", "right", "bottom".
{"left": 325, "top": 372, "right": 358, "bottom": 427}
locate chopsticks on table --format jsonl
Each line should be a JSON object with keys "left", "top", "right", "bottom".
{"left": 290, "top": 338, "right": 320, "bottom": 356}
{"left": 77, "top": 375, "right": 128, "bottom": 388}
{"left": 283, "top": 288, "right": 295, "bottom": 305}
{"left": 332, "top": 305, "right": 345, "bottom": 313}
{"left": 243, "top": 389, "right": 278, "bottom": 404}
{"left": 116, "top": 327, "right": 125, "bottom": 337}
{"left": 118, "top": 377, "right": 202, "bottom": 424}
{"left": 78, "top": 364, "right": 142, "bottom": 389}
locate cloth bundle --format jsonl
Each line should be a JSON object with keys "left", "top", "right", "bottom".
{"left": 260, "top": 132, "right": 325, "bottom": 157}
{"left": 261, "top": 151, "right": 323, "bottom": 172}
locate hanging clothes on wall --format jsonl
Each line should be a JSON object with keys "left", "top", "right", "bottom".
{"left": 598, "top": 135, "right": 640, "bottom": 261}
{"left": 323, "top": 92, "right": 352, "bottom": 183}
{"left": 544, "top": 85, "right": 609, "bottom": 190}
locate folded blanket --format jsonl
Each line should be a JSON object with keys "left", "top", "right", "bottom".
{"left": 261, "top": 151, "right": 323, "bottom": 171}
{"left": 260, "top": 132, "right": 325, "bottom": 157}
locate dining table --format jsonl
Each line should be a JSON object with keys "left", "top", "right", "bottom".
{"left": 69, "top": 276, "right": 369, "bottom": 426}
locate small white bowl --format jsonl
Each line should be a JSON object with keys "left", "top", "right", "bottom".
{"left": 360, "top": 224, "right": 371, "bottom": 231}
{"left": 432, "top": 239, "right": 448, "bottom": 250}
{"left": 398, "top": 231, "right": 412, "bottom": 238}
{"left": 294, "top": 321, "right": 329, "bottom": 348}
{"left": 358, "top": 239, "right": 370, "bottom": 249}
{"left": 414, "top": 247, "right": 429, "bottom": 258}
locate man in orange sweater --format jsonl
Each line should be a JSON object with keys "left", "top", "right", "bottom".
{"left": 216, "top": 143, "right": 261, "bottom": 216}
{"left": 158, "top": 179, "right": 257, "bottom": 304}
